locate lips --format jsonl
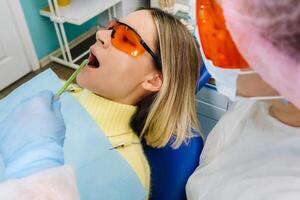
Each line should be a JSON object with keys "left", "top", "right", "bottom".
{"left": 88, "top": 51, "right": 100, "bottom": 68}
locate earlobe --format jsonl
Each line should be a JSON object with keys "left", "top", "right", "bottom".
{"left": 142, "top": 74, "right": 162, "bottom": 92}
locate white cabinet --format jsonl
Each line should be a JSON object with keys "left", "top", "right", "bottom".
{"left": 40, "top": 0, "right": 122, "bottom": 26}
{"left": 40, "top": 0, "right": 123, "bottom": 69}
{"left": 150, "top": 0, "right": 189, "bottom": 7}
{"left": 122, "top": 0, "right": 149, "bottom": 15}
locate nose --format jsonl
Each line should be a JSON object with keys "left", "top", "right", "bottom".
{"left": 96, "top": 30, "right": 111, "bottom": 48}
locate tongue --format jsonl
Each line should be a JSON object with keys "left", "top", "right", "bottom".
{"left": 88, "top": 53, "right": 100, "bottom": 68}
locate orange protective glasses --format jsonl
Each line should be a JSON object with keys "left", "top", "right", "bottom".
{"left": 196, "top": 0, "right": 249, "bottom": 69}
{"left": 106, "top": 19, "right": 162, "bottom": 69}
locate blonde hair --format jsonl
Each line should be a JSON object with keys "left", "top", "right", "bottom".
{"left": 131, "top": 8, "right": 201, "bottom": 148}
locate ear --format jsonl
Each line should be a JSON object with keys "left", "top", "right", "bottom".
{"left": 142, "top": 72, "right": 163, "bottom": 92}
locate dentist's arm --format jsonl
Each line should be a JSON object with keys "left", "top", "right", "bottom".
{"left": 0, "top": 166, "right": 80, "bottom": 200}
{"left": 0, "top": 90, "right": 65, "bottom": 180}
{"left": 0, "top": 91, "right": 79, "bottom": 199}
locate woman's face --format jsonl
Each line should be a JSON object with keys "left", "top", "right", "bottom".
{"left": 77, "top": 10, "right": 161, "bottom": 105}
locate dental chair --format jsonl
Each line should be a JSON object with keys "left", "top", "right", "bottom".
{"left": 142, "top": 63, "right": 210, "bottom": 200}
{"left": 196, "top": 63, "right": 211, "bottom": 93}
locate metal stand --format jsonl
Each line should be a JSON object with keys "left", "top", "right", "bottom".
{"left": 46, "top": 0, "right": 117, "bottom": 69}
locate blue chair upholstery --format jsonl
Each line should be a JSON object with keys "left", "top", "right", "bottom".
{"left": 142, "top": 135, "right": 203, "bottom": 200}
{"left": 196, "top": 63, "right": 211, "bottom": 93}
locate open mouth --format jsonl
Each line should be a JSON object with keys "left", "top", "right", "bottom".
{"left": 88, "top": 51, "right": 100, "bottom": 68}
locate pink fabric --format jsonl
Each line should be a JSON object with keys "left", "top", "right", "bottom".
{"left": 221, "top": 0, "right": 300, "bottom": 108}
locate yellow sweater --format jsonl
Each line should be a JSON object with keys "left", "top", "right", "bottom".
{"left": 71, "top": 88, "right": 150, "bottom": 194}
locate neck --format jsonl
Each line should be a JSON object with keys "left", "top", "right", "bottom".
{"left": 111, "top": 88, "right": 151, "bottom": 106}
{"left": 269, "top": 102, "right": 300, "bottom": 127}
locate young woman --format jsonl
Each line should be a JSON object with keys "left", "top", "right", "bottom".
{"left": 0, "top": 8, "right": 201, "bottom": 199}
{"left": 73, "top": 7, "right": 201, "bottom": 193}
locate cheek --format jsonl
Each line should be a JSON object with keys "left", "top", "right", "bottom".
{"left": 123, "top": 61, "right": 152, "bottom": 86}
{"left": 108, "top": 52, "right": 151, "bottom": 82}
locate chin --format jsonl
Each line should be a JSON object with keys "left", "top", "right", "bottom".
{"left": 76, "top": 74, "right": 99, "bottom": 94}
{"left": 76, "top": 73, "right": 87, "bottom": 88}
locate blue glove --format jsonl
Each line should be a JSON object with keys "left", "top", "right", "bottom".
{"left": 0, "top": 90, "right": 66, "bottom": 180}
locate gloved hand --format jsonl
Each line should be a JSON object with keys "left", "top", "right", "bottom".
{"left": 0, "top": 90, "right": 66, "bottom": 180}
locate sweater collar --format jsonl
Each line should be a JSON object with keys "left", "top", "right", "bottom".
{"left": 77, "top": 89, "right": 137, "bottom": 137}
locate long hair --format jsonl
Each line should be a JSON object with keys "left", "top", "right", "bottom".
{"left": 131, "top": 8, "right": 201, "bottom": 148}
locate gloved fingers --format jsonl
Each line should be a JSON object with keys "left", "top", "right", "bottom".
{"left": 35, "top": 90, "right": 55, "bottom": 108}
{"left": 51, "top": 97, "right": 66, "bottom": 145}
{"left": 52, "top": 100, "right": 64, "bottom": 121}
{"left": 52, "top": 100, "right": 61, "bottom": 112}
{"left": 18, "top": 90, "right": 54, "bottom": 111}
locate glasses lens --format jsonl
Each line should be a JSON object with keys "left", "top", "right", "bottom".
{"left": 197, "top": 0, "right": 248, "bottom": 69}
{"left": 111, "top": 23, "right": 145, "bottom": 57}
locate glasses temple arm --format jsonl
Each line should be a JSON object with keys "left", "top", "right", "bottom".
{"left": 140, "top": 41, "right": 162, "bottom": 69}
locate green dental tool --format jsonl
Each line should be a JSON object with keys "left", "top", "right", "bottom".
{"left": 54, "top": 59, "right": 89, "bottom": 100}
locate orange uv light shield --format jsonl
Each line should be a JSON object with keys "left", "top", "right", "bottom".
{"left": 196, "top": 0, "right": 249, "bottom": 69}
{"left": 109, "top": 21, "right": 146, "bottom": 57}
